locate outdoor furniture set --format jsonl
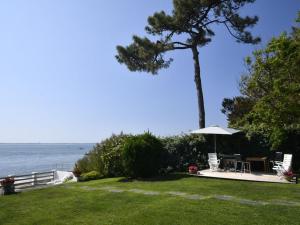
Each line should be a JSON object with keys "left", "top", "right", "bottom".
{"left": 191, "top": 126, "right": 296, "bottom": 182}
{"left": 208, "top": 153, "right": 251, "bottom": 173}
{"left": 207, "top": 152, "right": 293, "bottom": 177}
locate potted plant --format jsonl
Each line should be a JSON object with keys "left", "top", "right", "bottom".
{"left": 0, "top": 177, "right": 15, "bottom": 195}
{"left": 188, "top": 165, "right": 198, "bottom": 174}
{"left": 283, "top": 171, "right": 294, "bottom": 182}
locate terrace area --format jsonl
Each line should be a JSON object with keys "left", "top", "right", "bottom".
{"left": 192, "top": 153, "right": 297, "bottom": 184}
{"left": 196, "top": 169, "right": 291, "bottom": 184}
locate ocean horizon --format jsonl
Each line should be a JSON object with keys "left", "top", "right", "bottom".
{"left": 0, "top": 143, "right": 95, "bottom": 177}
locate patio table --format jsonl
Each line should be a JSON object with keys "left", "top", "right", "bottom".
{"left": 220, "top": 154, "right": 239, "bottom": 171}
{"left": 246, "top": 157, "right": 269, "bottom": 173}
{"left": 222, "top": 158, "right": 237, "bottom": 171}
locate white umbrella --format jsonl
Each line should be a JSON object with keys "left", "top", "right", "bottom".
{"left": 190, "top": 125, "right": 240, "bottom": 153}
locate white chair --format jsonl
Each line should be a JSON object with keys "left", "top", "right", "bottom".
{"left": 270, "top": 152, "right": 283, "bottom": 169}
{"left": 208, "top": 153, "right": 220, "bottom": 171}
{"left": 272, "top": 154, "right": 293, "bottom": 176}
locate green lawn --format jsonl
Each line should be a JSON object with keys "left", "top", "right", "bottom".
{"left": 0, "top": 174, "right": 299, "bottom": 225}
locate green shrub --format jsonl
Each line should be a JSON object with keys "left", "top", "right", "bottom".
{"left": 72, "top": 163, "right": 82, "bottom": 177}
{"left": 76, "top": 155, "right": 93, "bottom": 174}
{"left": 75, "top": 131, "right": 295, "bottom": 177}
{"left": 122, "top": 132, "right": 165, "bottom": 178}
{"left": 162, "top": 134, "right": 209, "bottom": 171}
{"left": 161, "top": 132, "right": 277, "bottom": 172}
{"left": 79, "top": 171, "right": 101, "bottom": 182}
{"left": 76, "top": 133, "right": 132, "bottom": 177}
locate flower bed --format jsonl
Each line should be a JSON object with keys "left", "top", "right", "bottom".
{"left": 0, "top": 177, "right": 15, "bottom": 195}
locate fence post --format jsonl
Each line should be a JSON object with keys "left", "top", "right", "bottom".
{"left": 51, "top": 170, "right": 56, "bottom": 182}
{"left": 8, "top": 174, "right": 15, "bottom": 193}
{"left": 32, "top": 172, "right": 37, "bottom": 186}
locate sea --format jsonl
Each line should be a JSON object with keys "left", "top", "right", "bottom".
{"left": 0, "top": 143, "right": 95, "bottom": 177}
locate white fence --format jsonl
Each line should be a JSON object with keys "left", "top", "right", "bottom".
{"left": 0, "top": 171, "right": 55, "bottom": 192}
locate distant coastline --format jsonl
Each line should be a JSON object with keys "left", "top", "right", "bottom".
{"left": 0, "top": 143, "right": 94, "bottom": 177}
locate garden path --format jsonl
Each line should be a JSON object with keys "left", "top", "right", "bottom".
{"left": 65, "top": 185, "right": 300, "bottom": 207}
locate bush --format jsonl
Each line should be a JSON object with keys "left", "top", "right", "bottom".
{"left": 162, "top": 134, "right": 209, "bottom": 171}
{"left": 75, "top": 130, "right": 299, "bottom": 177}
{"left": 161, "top": 133, "right": 271, "bottom": 172}
{"left": 76, "top": 133, "right": 132, "bottom": 177}
{"left": 122, "top": 133, "right": 165, "bottom": 178}
{"left": 0, "top": 177, "right": 15, "bottom": 195}
{"left": 76, "top": 156, "right": 91, "bottom": 174}
{"left": 72, "top": 163, "right": 81, "bottom": 177}
{"left": 79, "top": 171, "right": 101, "bottom": 182}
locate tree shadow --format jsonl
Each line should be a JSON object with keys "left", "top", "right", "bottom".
{"left": 118, "top": 173, "right": 192, "bottom": 183}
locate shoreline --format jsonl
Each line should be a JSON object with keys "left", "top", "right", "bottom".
{"left": 0, "top": 143, "right": 94, "bottom": 178}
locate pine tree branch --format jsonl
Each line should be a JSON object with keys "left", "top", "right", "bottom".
{"left": 172, "top": 46, "right": 190, "bottom": 50}
{"left": 202, "top": 19, "right": 228, "bottom": 27}
{"left": 165, "top": 31, "right": 175, "bottom": 41}
{"left": 223, "top": 22, "right": 245, "bottom": 42}
{"left": 194, "top": 2, "right": 215, "bottom": 28}
{"left": 172, "top": 42, "right": 191, "bottom": 47}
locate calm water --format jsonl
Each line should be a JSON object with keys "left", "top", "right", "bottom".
{"left": 0, "top": 143, "right": 94, "bottom": 177}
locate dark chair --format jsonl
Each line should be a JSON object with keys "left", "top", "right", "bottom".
{"left": 274, "top": 152, "right": 283, "bottom": 162}
{"left": 234, "top": 154, "right": 243, "bottom": 172}
{"left": 234, "top": 154, "right": 251, "bottom": 173}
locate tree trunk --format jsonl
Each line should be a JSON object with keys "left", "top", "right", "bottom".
{"left": 192, "top": 46, "right": 205, "bottom": 128}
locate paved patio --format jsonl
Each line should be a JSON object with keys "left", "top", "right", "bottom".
{"left": 195, "top": 169, "right": 291, "bottom": 184}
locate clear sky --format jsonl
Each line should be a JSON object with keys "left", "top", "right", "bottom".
{"left": 0, "top": 1, "right": 299, "bottom": 143}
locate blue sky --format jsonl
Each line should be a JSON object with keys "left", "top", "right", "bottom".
{"left": 0, "top": 1, "right": 299, "bottom": 143}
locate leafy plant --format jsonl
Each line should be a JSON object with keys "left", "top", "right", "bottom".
{"left": 162, "top": 134, "right": 209, "bottom": 171}
{"left": 188, "top": 165, "right": 198, "bottom": 174}
{"left": 122, "top": 132, "right": 165, "bottom": 178}
{"left": 76, "top": 133, "right": 132, "bottom": 177}
{"left": 0, "top": 177, "right": 15, "bottom": 195}
{"left": 72, "top": 163, "right": 81, "bottom": 177}
{"left": 79, "top": 171, "right": 101, "bottom": 182}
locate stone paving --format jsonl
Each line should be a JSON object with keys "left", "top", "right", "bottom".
{"left": 166, "top": 191, "right": 188, "bottom": 197}
{"left": 64, "top": 185, "right": 300, "bottom": 207}
{"left": 107, "top": 189, "right": 124, "bottom": 193}
{"left": 214, "top": 195, "right": 234, "bottom": 201}
{"left": 80, "top": 186, "right": 100, "bottom": 191}
{"left": 236, "top": 199, "right": 267, "bottom": 206}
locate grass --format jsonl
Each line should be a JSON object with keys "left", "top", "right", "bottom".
{"left": 0, "top": 174, "right": 299, "bottom": 225}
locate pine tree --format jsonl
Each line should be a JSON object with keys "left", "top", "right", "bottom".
{"left": 116, "top": 0, "right": 260, "bottom": 128}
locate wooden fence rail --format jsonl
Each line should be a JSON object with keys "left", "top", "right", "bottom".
{"left": 0, "top": 170, "right": 55, "bottom": 191}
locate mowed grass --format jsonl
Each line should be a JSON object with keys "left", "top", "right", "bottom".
{"left": 0, "top": 174, "right": 300, "bottom": 225}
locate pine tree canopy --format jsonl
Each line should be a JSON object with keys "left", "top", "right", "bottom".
{"left": 116, "top": 0, "right": 260, "bottom": 74}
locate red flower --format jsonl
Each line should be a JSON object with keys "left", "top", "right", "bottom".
{"left": 188, "top": 165, "right": 198, "bottom": 174}
{"left": 283, "top": 171, "right": 293, "bottom": 178}
{"left": 0, "top": 177, "right": 15, "bottom": 186}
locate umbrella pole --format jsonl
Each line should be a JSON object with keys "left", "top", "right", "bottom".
{"left": 214, "top": 134, "right": 216, "bottom": 153}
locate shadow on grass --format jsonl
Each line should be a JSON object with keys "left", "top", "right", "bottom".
{"left": 118, "top": 173, "right": 192, "bottom": 183}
